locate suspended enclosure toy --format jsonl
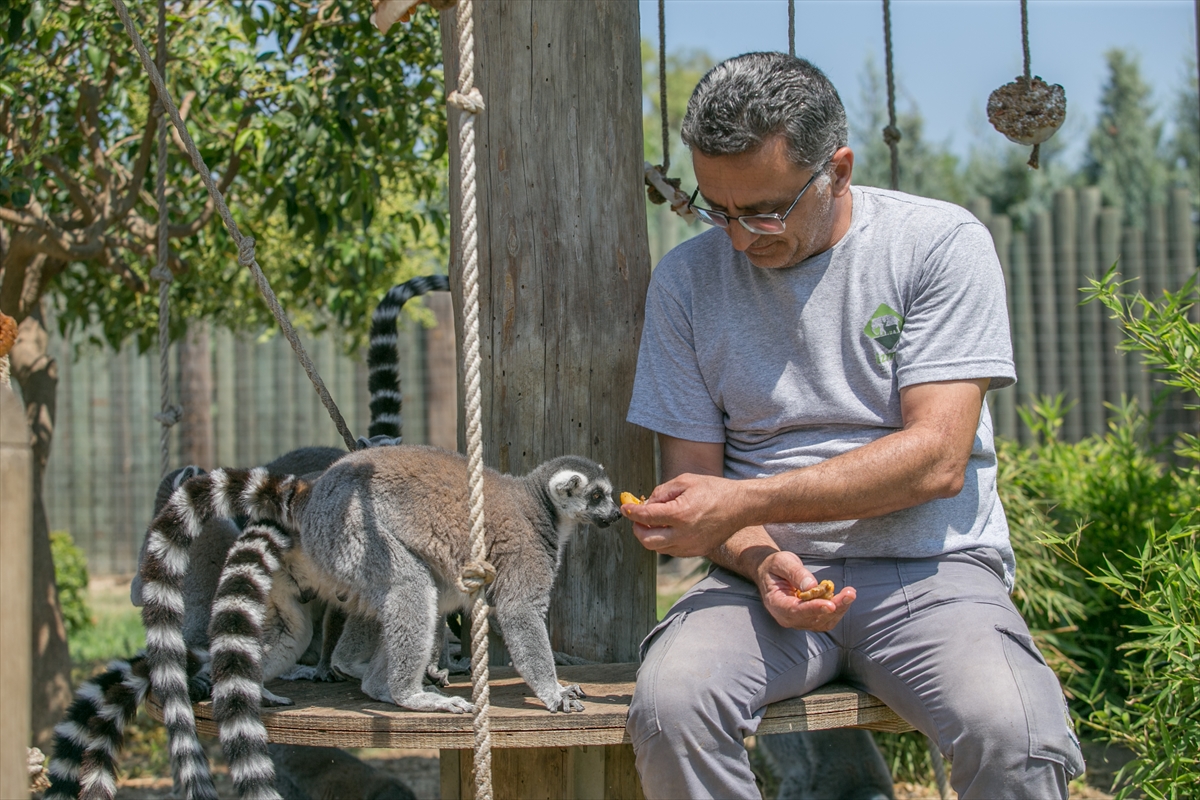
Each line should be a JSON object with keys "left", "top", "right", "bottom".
{"left": 987, "top": 0, "right": 1066, "bottom": 169}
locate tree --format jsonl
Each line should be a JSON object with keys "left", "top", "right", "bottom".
{"left": 1082, "top": 49, "right": 1169, "bottom": 227}
{"left": 1, "top": 0, "right": 446, "bottom": 746}
{"left": 1169, "top": 57, "right": 1199, "bottom": 219}
{"left": 849, "top": 56, "right": 966, "bottom": 206}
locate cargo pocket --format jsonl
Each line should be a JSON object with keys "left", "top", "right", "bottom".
{"left": 997, "top": 625, "right": 1085, "bottom": 779}
{"left": 629, "top": 610, "right": 690, "bottom": 748}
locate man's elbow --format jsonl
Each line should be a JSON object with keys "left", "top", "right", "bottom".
{"left": 928, "top": 459, "right": 968, "bottom": 499}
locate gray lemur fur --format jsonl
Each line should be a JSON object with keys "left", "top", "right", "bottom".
{"left": 758, "top": 729, "right": 895, "bottom": 800}
{"left": 139, "top": 444, "right": 622, "bottom": 800}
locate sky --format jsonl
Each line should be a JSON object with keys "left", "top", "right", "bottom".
{"left": 638, "top": 0, "right": 1200, "bottom": 169}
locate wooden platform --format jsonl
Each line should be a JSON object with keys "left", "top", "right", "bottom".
{"left": 148, "top": 662, "right": 912, "bottom": 749}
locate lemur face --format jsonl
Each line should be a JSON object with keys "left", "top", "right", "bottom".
{"left": 548, "top": 466, "right": 622, "bottom": 528}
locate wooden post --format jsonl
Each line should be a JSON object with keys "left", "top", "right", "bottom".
{"left": 1098, "top": 209, "right": 1127, "bottom": 417}
{"left": 1, "top": 384, "right": 33, "bottom": 797}
{"left": 1121, "top": 225, "right": 1151, "bottom": 414}
{"left": 1031, "top": 210, "right": 1061, "bottom": 403}
{"left": 441, "top": 1, "right": 655, "bottom": 796}
{"left": 1009, "top": 229, "right": 1038, "bottom": 444}
{"left": 1053, "top": 189, "right": 1082, "bottom": 441}
{"left": 1077, "top": 187, "right": 1105, "bottom": 436}
{"left": 971, "top": 198, "right": 1017, "bottom": 440}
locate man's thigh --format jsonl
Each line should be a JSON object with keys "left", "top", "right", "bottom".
{"left": 629, "top": 564, "right": 843, "bottom": 747}
{"left": 845, "top": 548, "right": 1084, "bottom": 791}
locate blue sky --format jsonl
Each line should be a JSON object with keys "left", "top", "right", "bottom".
{"left": 639, "top": 0, "right": 1199, "bottom": 168}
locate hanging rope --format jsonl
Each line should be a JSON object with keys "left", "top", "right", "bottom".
{"left": 658, "top": 0, "right": 669, "bottom": 173}
{"left": 110, "top": 0, "right": 358, "bottom": 453}
{"left": 446, "top": 0, "right": 495, "bottom": 796}
{"left": 881, "top": 0, "right": 901, "bottom": 191}
{"left": 788, "top": 0, "right": 795, "bottom": 57}
{"left": 1019, "top": 0, "right": 1040, "bottom": 167}
{"left": 151, "top": 0, "right": 179, "bottom": 479}
{"left": 644, "top": 0, "right": 696, "bottom": 222}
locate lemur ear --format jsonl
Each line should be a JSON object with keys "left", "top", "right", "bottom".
{"left": 549, "top": 470, "right": 585, "bottom": 497}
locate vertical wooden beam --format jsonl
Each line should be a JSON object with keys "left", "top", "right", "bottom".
{"left": 441, "top": 1, "right": 654, "bottom": 795}
{"left": 1031, "top": 211, "right": 1061, "bottom": 402}
{"left": 1098, "top": 209, "right": 1127, "bottom": 418}
{"left": 0, "top": 385, "right": 32, "bottom": 797}
{"left": 1121, "top": 225, "right": 1151, "bottom": 413}
{"left": 214, "top": 327, "right": 237, "bottom": 466}
{"left": 1076, "top": 187, "right": 1105, "bottom": 437}
{"left": 1009, "top": 228, "right": 1038, "bottom": 444}
{"left": 426, "top": 292, "right": 459, "bottom": 451}
{"left": 1053, "top": 189, "right": 1081, "bottom": 441}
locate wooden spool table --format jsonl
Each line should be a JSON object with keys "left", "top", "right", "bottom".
{"left": 149, "top": 662, "right": 912, "bottom": 799}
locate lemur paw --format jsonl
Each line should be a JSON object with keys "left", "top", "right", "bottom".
{"left": 397, "top": 691, "right": 474, "bottom": 714}
{"left": 261, "top": 687, "right": 295, "bottom": 707}
{"left": 425, "top": 664, "right": 451, "bottom": 687}
{"left": 279, "top": 665, "right": 319, "bottom": 681}
{"left": 543, "top": 683, "right": 586, "bottom": 713}
{"left": 187, "top": 674, "right": 213, "bottom": 702}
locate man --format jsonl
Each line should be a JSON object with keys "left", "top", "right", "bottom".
{"left": 623, "top": 52, "right": 1084, "bottom": 799}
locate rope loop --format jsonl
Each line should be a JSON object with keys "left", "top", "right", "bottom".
{"left": 150, "top": 264, "right": 173, "bottom": 283}
{"left": 882, "top": 125, "right": 902, "bottom": 146}
{"left": 448, "top": 88, "right": 485, "bottom": 114}
{"left": 154, "top": 405, "right": 183, "bottom": 426}
{"left": 237, "top": 236, "right": 257, "bottom": 267}
{"left": 457, "top": 559, "right": 496, "bottom": 595}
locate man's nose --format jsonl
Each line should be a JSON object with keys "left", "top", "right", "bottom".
{"left": 724, "top": 222, "right": 760, "bottom": 252}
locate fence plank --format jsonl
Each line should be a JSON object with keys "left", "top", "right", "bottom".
{"left": 1054, "top": 190, "right": 1082, "bottom": 440}
{"left": 1098, "top": 209, "right": 1127, "bottom": 417}
{"left": 1031, "top": 210, "right": 1061, "bottom": 402}
{"left": 1077, "top": 187, "right": 1106, "bottom": 435}
{"left": 1121, "top": 226, "right": 1152, "bottom": 414}
{"left": 1009, "top": 228, "right": 1037, "bottom": 445}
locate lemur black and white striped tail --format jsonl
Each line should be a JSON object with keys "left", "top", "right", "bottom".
{"left": 43, "top": 656, "right": 152, "bottom": 800}
{"left": 139, "top": 468, "right": 306, "bottom": 800}
{"left": 366, "top": 274, "right": 450, "bottom": 441}
{"left": 209, "top": 518, "right": 297, "bottom": 800}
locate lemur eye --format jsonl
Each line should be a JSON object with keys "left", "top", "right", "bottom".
{"left": 591, "top": 490, "right": 603, "bottom": 502}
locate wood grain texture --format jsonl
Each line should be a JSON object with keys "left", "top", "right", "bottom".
{"left": 147, "top": 663, "right": 912, "bottom": 750}
{"left": 441, "top": 0, "right": 656, "bottom": 667}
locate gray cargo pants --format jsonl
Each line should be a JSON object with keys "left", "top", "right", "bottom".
{"left": 627, "top": 548, "right": 1085, "bottom": 799}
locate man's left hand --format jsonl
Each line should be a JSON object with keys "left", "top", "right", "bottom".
{"left": 623, "top": 472, "right": 748, "bottom": 557}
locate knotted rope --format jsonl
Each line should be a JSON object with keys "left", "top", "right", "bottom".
{"left": 152, "top": 0, "right": 178, "bottom": 479}
{"left": 450, "top": 1, "right": 495, "bottom": 796}
{"left": 882, "top": 0, "right": 901, "bottom": 191}
{"left": 1019, "top": 0, "right": 1041, "bottom": 168}
{"left": 644, "top": 0, "right": 696, "bottom": 222}
{"left": 111, "top": 0, "right": 358, "bottom": 453}
{"left": 788, "top": 0, "right": 795, "bottom": 57}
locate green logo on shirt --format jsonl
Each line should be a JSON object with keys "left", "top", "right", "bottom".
{"left": 864, "top": 304, "right": 904, "bottom": 362}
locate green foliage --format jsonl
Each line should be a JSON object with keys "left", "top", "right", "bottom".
{"left": 50, "top": 530, "right": 92, "bottom": 639}
{"left": 2, "top": 0, "right": 448, "bottom": 351}
{"left": 1083, "top": 49, "right": 1170, "bottom": 228}
{"left": 1034, "top": 271, "right": 1200, "bottom": 799}
{"left": 872, "top": 731, "right": 937, "bottom": 785}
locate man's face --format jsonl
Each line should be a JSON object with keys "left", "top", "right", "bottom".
{"left": 691, "top": 136, "right": 846, "bottom": 269}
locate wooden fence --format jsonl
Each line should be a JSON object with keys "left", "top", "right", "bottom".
{"left": 39, "top": 190, "right": 1199, "bottom": 575}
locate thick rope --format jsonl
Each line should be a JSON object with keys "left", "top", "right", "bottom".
{"left": 152, "top": 0, "right": 177, "bottom": 479}
{"left": 1019, "top": 0, "right": 1041, "bottom": 168}
{"left": 110, "top": 0, "right": 357, "bottom": 453}
{"left": 658, "top": 0, "right": 669, "bottom": 172}
{"left": 788, "top": 0, "right": 795, "bottom": 57}
{"left": 451, "top": 1, "right": 494, "bottom": 797}
{"left": 882, "top": 0, "right": 901, "bottom": 191}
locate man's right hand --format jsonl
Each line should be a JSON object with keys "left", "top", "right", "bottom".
{"left": 756, "top": 550, "right": 856, "bottom": 632}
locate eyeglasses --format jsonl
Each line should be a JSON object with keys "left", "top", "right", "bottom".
{"left": 688, "top": 163, "right": 829, "bottom": 235}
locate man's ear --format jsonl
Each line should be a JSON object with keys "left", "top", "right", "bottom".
{"left": 830, "top": 146, "right": 854, "bottom": 197}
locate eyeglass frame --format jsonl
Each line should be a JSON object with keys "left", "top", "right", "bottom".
{"left": 688, "top": 160, "right": 831, "bottom": 235}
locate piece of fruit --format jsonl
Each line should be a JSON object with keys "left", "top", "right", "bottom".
{"left": 619, "top": 492, "right": 645, "bottom": 506}
{"left": 793, "top": 579, "right": 835, "bottom": 602}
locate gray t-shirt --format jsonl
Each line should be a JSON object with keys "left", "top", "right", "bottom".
{"left": 628, "top": 185, "right": 1019, "bottom": 586}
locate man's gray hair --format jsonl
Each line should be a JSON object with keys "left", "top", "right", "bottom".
{"left": 680, "top": 52, "right": 847, "bottom": 170}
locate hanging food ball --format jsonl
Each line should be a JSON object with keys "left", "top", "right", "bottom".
{"left": 986, "top": 76, "right": 1066, "bottom": 169}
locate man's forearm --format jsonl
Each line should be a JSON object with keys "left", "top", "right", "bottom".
{"left": 708, "top": 525, "right": 780, "bottom": 583}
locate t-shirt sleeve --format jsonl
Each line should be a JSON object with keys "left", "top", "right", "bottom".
{"left": 894, "top": 221, "right": 1017, "bottom": 390}
{"left": 627, "top": 272, "right": 727, "bottom": 443}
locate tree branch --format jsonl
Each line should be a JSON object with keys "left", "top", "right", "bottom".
{"left": 42, "top": 155, "right": 98, "bottom": 225}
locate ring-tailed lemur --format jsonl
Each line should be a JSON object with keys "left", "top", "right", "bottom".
{"left": 362, "top": 273, "right": 450, "bottom": 446}
{"left": 140, "top": 445, "right": 622, "bottom": 800}
{"left": 45, "top": 447, "right": 345, "bottom": 800}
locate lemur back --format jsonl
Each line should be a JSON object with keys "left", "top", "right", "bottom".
{"left": 365, "top": 274, "right": 450, "bottom": 442}
{"left": 142, "top": 444, "right": 622, "bottom": 800}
